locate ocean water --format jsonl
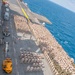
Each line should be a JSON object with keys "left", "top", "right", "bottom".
{"left": 23, "top": 0, "right": 75, "bottom": 60}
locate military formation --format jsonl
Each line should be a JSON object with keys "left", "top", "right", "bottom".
{"left": 20, "top": 49, "right": 44, "bottom": 72}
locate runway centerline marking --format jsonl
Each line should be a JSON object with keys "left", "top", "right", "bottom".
{"left": 14, "top": 48, "right": 16, "bottom": 54}
{"left": 15, "top": 58, "right": 18, "bottom": 65}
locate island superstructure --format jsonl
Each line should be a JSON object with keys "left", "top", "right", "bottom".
{"left": 0, "top": 0, "right": 75, "bottom": 75}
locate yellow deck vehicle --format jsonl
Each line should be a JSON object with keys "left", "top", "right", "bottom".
{"left": 2, "top": 58, "right": 12, "bottom": 73}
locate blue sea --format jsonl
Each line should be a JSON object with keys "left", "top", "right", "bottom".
{"left": 23, "top": 0, "right": 75, "bottom": 61}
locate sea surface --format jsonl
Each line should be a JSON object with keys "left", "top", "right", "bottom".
{"left": 23, "top": 0, "right": 75, "bottom": 61}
